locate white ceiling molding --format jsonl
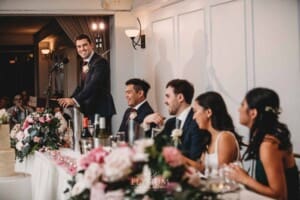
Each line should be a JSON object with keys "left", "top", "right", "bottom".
{"left": 132, "top": 0, "right": 184, "bottom": 12}
{"left": 101, "top": 0, "right": 134, "bottom": 11}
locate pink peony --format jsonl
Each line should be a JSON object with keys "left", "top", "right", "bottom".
{"left": 78, "top": 155, "right": 95, "bottom": 170}
{"left": 39, "top": 117, "right": 45, "bottom": 123}
{"left": 78, "top": 147, "right": 108, "bottom": 170}
{"left": 162, "top": 147, "right": 183, "bottom": 167}
{"left": 89, "top": 147, "right": 109, "bottom": 163}
{"left": 22, "top": 120, "right": 29, "bottom": 130}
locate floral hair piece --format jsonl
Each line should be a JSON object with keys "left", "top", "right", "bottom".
{"left": 264, "top": 106, "right": 281, "bottom": 115}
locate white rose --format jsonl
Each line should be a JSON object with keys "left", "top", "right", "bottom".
{"left": 171, "top": 129, "right": 183, "bottom": 147}
{"left": 134, "top": 165, "right": 151, "bottom": 194}
{"left": 129, "top": 111, "right": 137, "bottom": 120}
{"left": 84, "top": 163, "right": 103, "bottom": 186}
{"left": 134, "top": 138, "right": 154, "bottom": 153}
{"left": 16, "top": 131, "right": 25, "bottom": 141}
{"left": 171, "top": 129, "right": 183, "bottom": 138}
{"left": 103, "top": 147, "right": 133, "bottom": 182}
{"left": 23, "top": 128, "right": 30, "bottom": 138}
{"left": 71, "top": 181, "right": 87, "bottom": 197}
{"left": 82, "top": 65, "right": 89, "bottom": 73}
{"left": 55, "top": 112, "right": 67, "bottom": 133}
{"left": 16, "top": 141, "right": 24, "bottom": 151}
{"left": 10, "top": 124, "right": 21, "bottom": 138}
{"left": 132, "top": 152, "right": 149, "bottom": 162}
{"left": 105, "top": 189, "right": 124, "bottom": 200}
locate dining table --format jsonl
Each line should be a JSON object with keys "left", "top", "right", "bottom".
{"left": 14, "top": 148, "right": 274, "bottom": 200}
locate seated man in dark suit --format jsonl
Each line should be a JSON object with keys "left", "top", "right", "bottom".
{"left": 143, "top": 79, "right": 209, "bottom": 161}
{"left": 119, "top": 78, "right": 154, "bottom": 141}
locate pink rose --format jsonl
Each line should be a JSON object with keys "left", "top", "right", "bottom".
{"left": 26, "top": 116, "right": 34, "bottom": 124}
{"left": 22, "top": 120, "right": 29, "bottom": 130}
{"left": 78, "top": 155, "right": 94, "bottom": 170}
{"left": 39, "top": 117, "right": 45, "bottom": 123}
{"left": 89, "top": 147, "right": 109, "bottom": 163}
{"left": 162, "top": 147, "right": 183, "bottom": 167}
{"left": 78, "top": 147, "right": 108, "bottom": 170}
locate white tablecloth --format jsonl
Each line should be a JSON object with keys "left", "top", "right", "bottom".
{"left": 15, "top": 149, "right": 80, "bottom": 200}
{"left": 0, "top": 172, "right": 32, "bottom": 200}
{"left": 15, "top": 149, "right": 273, "bottom": 200}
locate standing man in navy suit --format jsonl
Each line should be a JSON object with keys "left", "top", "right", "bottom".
{"left": 143, "top": 79, "right": 209, "bottom": 160}
{"left": 119, "top": 78, "right": 154, "bottom": 141}
{"left": 58, "top": 34, "right": 116, "bottom": 130}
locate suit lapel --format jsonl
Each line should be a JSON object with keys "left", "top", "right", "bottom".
{"left": 181, "top": 109, "right": 193, "bottom": 144}
{"left": 182, "top": 109, "right": 193, "bottom": 132}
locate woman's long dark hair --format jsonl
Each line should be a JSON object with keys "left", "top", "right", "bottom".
{"left": 195, "top": 91, "right": 242, "bottom": 148}
{"left": 243, "top": 87, "right": 292, "bottom": 160}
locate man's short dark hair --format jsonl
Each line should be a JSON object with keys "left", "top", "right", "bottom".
{"left": 126, "top": 78, "right": 151, "bottom": 98}
{"left": 75, "top": 34, "right": 92, "bottom": 44}
{"left": 166, "top": 79, "right": 194, "bottom": 104}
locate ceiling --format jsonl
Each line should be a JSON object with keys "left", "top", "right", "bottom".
{"left": 0, "top": 0, "right": 179, "bottom": 46}
{"left": 0, "top": 16, "right": 53, "bottom": 35}
{"left": 0, "top": 16, "right": 54, "bottom": 46}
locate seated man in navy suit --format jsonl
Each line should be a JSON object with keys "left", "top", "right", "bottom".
{"left": 143, "top": 79, "right": 209, "bottom": 161}
{"left": 119, "top": 78, "right": 154, "bottom": 141}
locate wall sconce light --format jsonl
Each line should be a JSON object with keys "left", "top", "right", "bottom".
{"left": 125, "top": 18, "right": 146, "bottom": 49}
{"left": 41, "top": 48, "right": 51, "bottom": 55}
{"left": 91, "top": 21, "right": 105, "bottom": 50}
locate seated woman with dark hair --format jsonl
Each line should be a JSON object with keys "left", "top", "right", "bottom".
{"left": 227, "top": 87, "right": 299, "bottom": 200}
{"left": 184, "top": 91, "right": 242, "bottom": 173}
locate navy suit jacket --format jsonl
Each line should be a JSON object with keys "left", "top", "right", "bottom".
{"left": 72, "top": 53, "right": 116, "bottom": 117}
{"left": 119, "top": 101, "right": 154, "bottom": 140}
{"left": 162, "top": 109, "right": 209, "bottom": 160}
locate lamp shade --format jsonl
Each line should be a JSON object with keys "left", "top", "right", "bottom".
{"left": 125, "top": 29, "right": 139, "bottom": 38}
{"left": 41, "top": 49, "right": 50, "bottom": 55}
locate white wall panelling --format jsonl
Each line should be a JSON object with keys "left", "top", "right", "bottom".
{"left": 134, "top": 0, "right": 300, "bottom": 153}
{"left": 178, "top": 9, "right": 207, "bottom": 98}
{"left": 0, "top": 0, "right": 299, "bottom": 155}
{"left": 151, "top": 17, "right": 176, "bottom": 116}
{"left": 209, "top": 0, "right": 248, "bottom": 137}
{"left": 253, "top": 0, "right": 300, "bottom": 154}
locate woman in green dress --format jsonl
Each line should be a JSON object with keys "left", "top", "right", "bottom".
{"left": 227, "top": 87, "right": 299, "bottom": 200}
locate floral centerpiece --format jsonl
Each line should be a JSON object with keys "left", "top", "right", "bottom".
{"left": 10, "top": 111, "right": 62, "bottom": 162}
{"left": 65, "top": 134, "right": 210, "bottom": 200}
{"left": 0, "top": 108, "right": 9, "bottom": 124}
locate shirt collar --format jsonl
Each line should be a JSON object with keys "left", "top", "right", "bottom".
{"left": 133, "top": 99, "right": 147, "bottom": 110}
{"left": 84, "top": 51, "right": 94, "bottom": 63}
{"left": 176, "top": 106, "right": 191, "bottom": 129}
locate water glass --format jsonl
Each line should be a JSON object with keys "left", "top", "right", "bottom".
{"left": 116, "top": 131, "right": 125, "bottom": 144}
{"left": 109, "top": 135, "right": 118, "bottom": 148}
{"left": 151, "top": 128, "right": 162, "bottom": 138}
